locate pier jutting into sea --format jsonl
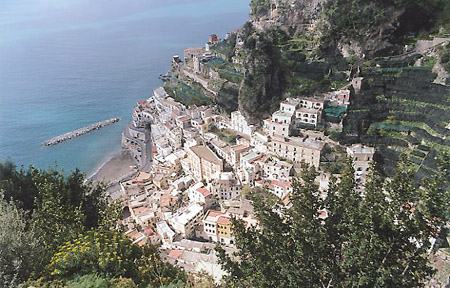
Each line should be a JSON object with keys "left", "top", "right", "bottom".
{"left": 44, "top": 118, "right": 120, "bottom": 146}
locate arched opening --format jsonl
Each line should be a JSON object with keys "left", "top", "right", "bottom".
{"left": 122, "top": 206, "right": 131, "bottom": 219}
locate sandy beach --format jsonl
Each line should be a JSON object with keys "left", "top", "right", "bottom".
{"left": 88, "top": 150, "right": 136, "bottom": 186}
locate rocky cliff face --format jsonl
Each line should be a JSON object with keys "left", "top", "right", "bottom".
{"left": 250, "top": 0, "right": 326, "bottom": 35}
{"left": 238, "top": 0, "right": 450, "bottom": 120}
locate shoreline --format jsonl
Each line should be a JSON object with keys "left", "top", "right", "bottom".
{"left": 87, "top": 150, "right": 136, "bottom": 185}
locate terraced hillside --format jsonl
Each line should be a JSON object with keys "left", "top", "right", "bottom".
{"left": 342, "top": 55, "right": 450, "bottom": 182}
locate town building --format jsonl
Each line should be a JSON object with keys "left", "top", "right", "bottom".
{"left": 295, "top": 107, "right": 321, "bottom": 127}
{"left": 209, "top": 138, "right": 232, "bottom": 164}
{"left": 230, "top": 144, "right": 252, "bottom": 169}
{"left": 156, "top": 221, "right": 176, "bottom": 247}
{"left": 259, "top": 156, "right": 295, "bottom": 181}
{"left": 202, "top": 210, "right": 225, "bottom": 242}
{"left": 209, "top": 172, "right": 242, "bottom": 200}
{"left": 325, "top": 90, "right": 351, "bottom": 107}
{"left": 217, "top": 216, "right": 233, "bottom": 245}
{"left": 251, "top": 131, "right": 269, "bottom": 154}
{"left": 269, "top": 136, "right": 325, "bottom": 168}
{"left": 238, "top": 152, "right": 264, "bottom": 184}
{"left": 168, "top": 203, "right": 205, "bottom": 238}
{"left": 298, "top": 96, "right": 325, "bottom": 110}
{"left": 230, "top": 111, "right": 255, "bottom": 137}
{"left": 255, "top": 179, "right": 292, "bottom": 199}
{"left": 189, "top": 183, "right": 215, "bottom": 208}
{"left": 347, "top": 144, "right": 375, "bottom": 185}
{"left": 187, "top": 145, "right": 224, "bottom": 181}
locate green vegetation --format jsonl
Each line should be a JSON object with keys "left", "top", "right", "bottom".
{"left": 250, "top": 0, "right": 270, "bottom": 16}
{"left": 208, "top": 125, "right": 237, "bottom": 144}
{"left": 323, "top": 0, "right": 450, "bottom": 46}
{"left": 439, "top": 43, "right": 450, "bottom": 73}
{"left": 164, "top": 78, "right": 213, "bottom": 107}
{"left": 239, "top": 25, "right": 287, "bottom": 121}
{"left": 209, "top": 34, "right": 237, "bottom": 60}
{"left": 0, "top": 162, "right": 185, "bottom": 287}
{"left": 218, "top": 159, "right": 449, "bottom": 287}
{"left": 218, "top": 70, "right": 243, "bottom": 84}
{"left": 216, "top": 83, "right": 239, "bottom": 114}
{"left": 323, "top": 103, "right": 347, "bottom": 122}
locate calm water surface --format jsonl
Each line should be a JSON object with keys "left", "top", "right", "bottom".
{"left": 0, "top": 0, "right": 249, "bottom": 175}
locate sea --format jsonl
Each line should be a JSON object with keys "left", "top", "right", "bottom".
{"left": 0, "top": 0, "right": 250, "bottom": 176}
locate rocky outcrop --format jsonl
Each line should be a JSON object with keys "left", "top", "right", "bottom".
{"left": 250, "top": 0, "right": 326, "bottom": 35}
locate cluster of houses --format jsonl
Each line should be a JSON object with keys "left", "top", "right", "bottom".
{"left": 118, "top": 35, "right": 375, "bottom": 283}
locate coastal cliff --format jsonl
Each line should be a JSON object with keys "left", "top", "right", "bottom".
{"left": 158, "top": 0, "right": 450, "bottom": 186}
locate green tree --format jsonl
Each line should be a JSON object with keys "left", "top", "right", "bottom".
{"left": 0, "top": 198, "right": 43, "bottom": 286}
{"left": 218, "top": 160, "right": 446, "bottom": 287}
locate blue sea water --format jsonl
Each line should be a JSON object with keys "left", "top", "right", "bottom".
{"left": 0, "top": 0, "right": 250, "bottom": 175}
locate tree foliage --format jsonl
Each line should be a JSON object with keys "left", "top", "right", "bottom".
{"left": 0, "top": 162, "right": 186, "bottom": 286}
{"left": 0, "top": 199, "right": 43, "bottom": 287}
{"left": 47, "top": 230, "right": 185, "bottom": 287}
{"left": 218, "top": 159, "right": 448, "bottom": 287}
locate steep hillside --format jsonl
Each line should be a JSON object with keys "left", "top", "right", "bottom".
{"left": 342, "top": 54, "right": 450, "bottom": 181}
{"left": 233, "top": 0, "right": 450, "bottom": 181}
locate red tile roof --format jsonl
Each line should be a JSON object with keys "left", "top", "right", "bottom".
{"left": 217, "top": 216, "right": 231, "bottom": 225}
{"left": 206, "top": 210, "right": 224, "bottom": 218}
{"left": 231, "top": 144, "right": 248, "bottom": 152}
{"left": 145, "top": 227, "right": 156, "bottom": 236}
{"left": 272, "top": 180, "right": 291, "bottom": 189}
{"left": 133, "top": 206, "right": 148, "bottom": 215}
{"left": 160, "top": 194, "right": 174, "bottom": 207}
{"left": 137, "top": 100, "right": 147, "bottom": 105}
{"left": 168, "top": 249, "right": 184, "bottom": 259}
{"left": 196, "top": 187, "right": 211, "bottom": 197}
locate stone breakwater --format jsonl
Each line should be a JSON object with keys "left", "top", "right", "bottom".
{"left": 44, "top": 118, "right": 120, "bottom": 146}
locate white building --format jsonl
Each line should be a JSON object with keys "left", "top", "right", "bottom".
{"left": 168, "top": 203, "right": 205, "bottom": 238}
{"left": 189, "top": 183, "right": 215, "bottom": 208}
{"left": 239, "top": 152, "right": 263, "bottom": 184}
{"left": 209, "top": 172, "right": 242, "bottom": 200}
{"left": 347, "top": 144, "right": 375, "bottom": 185}
{"left": 251, "top": 132, "right": 269, "bottom": 154}
{"left": 280, "top": 98, "right": 300, "bottom": 115}
{"left": 269, "top": 136, "right": 325, "bottom": 168}
{"left": 156, "top": 221, "right": 176, "bottom": 247}
{"left": 259, "top": 156, "right": 294, "bottom": 181}
{"left": 231, "top": 111, "right": 255, "bottom": 137}
{"left": 295, "top": 107, "right": 322, "bottom": 127}
{"left": 273, "top": 180, "right": 292, "bottom": 199}
{"left": 298, "top": 97, "right": 324, "bottom": 110}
